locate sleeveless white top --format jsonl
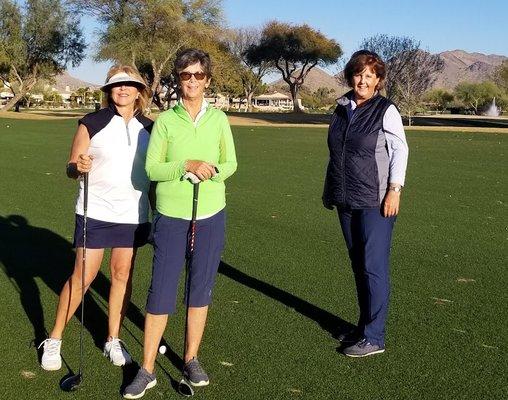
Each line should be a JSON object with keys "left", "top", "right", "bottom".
{"left": 75, "top": 105, "right": 153, "bottom": 224}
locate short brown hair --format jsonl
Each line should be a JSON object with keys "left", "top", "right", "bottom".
{"left": 344, "top": 50, "right": 386, "bottom": 91}
{"left": 174, "top": 48, "right": 212, "bottom": 79}
{"left": 102, "top": 65, "right": 151, "bottom": 114}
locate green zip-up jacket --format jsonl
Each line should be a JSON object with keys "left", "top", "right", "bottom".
{"left": 145, "top": 104, "right": 237, "bottom": 219}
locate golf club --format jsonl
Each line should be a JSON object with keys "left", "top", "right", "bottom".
{"left": 177, "top": 172, "right": 200, "bottom": 397}
{"left": 60, "top": 172, "right": 88, "bottom": 392}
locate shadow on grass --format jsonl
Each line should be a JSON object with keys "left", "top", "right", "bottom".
{"left": 218, "top": 261, "right": 354, "bottom": 338}
{"left": 0, "top": 215, "right": 147, "bottom": 355}
{"left": 0, "top": 214, "right": 352, "bottom": 381}
{"left": 0, "top": 213, "right": 187, "bottom": 395}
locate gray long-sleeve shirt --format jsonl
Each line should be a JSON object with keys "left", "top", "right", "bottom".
{"left": 347, "top": 100, "right": 409, "bottom": 186}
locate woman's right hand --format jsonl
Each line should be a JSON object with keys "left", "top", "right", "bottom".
{"left": 322, "top": 197, "right": 335, "bottom": 210}
{"left": 185, "top": 160, "right": 216, "bottom": 181}
{"left": 77, "top": 154, "right": 93, "bottom": 173}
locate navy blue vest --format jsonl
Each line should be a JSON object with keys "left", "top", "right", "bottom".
{"left": 323, "top": 91, "right": 393, "bottom": 209}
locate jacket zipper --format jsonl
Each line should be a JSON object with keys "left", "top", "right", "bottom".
{"left": 341, "top": 109, "right": 356, "bottom": 204}
{"left": 126, "top": 122, "right": 131, "bottom": 146}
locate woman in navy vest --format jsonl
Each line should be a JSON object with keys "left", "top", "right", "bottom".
{"left": 323, "top": 50, "right": 409, "bottom": 357}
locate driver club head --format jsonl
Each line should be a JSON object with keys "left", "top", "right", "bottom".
{"left": 178, "top": 378, "right": 194, "bottom": 397}
{"left": 60, "top": 373, "right": 82, "bottom": 392}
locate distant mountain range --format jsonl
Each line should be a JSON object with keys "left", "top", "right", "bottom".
{"left": 54, "top": 50, "right": 506, "bottom": 96}
{"left": 51, "top": 71, "right": 99, "bottom": 92}
{"left": 268, "top": 50, "right": 507, "bottom": 95}
{"left": 432, "top": 50, "right": 506, "bottom": 89}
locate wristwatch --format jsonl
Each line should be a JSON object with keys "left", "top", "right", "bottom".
{"left": 389, "top": 185, "right": 402, "bottom": 193}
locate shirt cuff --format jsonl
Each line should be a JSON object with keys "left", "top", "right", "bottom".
{"left": 389, "top": 178, "right": 405, "bottom": 187}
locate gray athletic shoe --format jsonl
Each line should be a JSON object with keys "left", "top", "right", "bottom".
{"left": 123, "top": 367, "right": 157, "bottom": 399}
{"left": 183, "top": 358, "right": 209, "bottom": 387}
{"left": 343, "top": 338, "right": 385, "bottom": 357}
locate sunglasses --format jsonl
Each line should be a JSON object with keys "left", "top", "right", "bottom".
{"left": 179, "top": 71, "right": 207, "bottom": 81}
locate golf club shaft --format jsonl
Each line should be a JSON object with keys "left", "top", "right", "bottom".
{"left": 80, "top": 172, "right": 88, "bottom": 376}
{"left": 182, "top": 182, "right": 199, "bottom": 372}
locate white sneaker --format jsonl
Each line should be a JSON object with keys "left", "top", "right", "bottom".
{"left": 104, "top": 338, "right": 132, "bottom": 366}
{"left": 39, "top": 338, "right": 62, "bottom": 371}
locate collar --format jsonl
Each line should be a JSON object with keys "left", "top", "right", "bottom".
{"left": 176, "top": 98, "right": 209, "bottom": 125}
{"left": 107, "top": 103, "right": 140, "bottom": 119}
{"left": 178, "top": 98, "right": 209, "bottom": 113}
{"left": 337, "top": 90, "right": 379, "bottom": 110}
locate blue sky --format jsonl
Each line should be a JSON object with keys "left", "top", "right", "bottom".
{"left": 69, "top": 0, "right": 508, "bottom": 84}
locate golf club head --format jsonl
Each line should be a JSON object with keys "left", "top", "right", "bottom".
{"left": 60, "top": 373, "right": 82, "bottom": 392}
{"left": 178, "top": 378, "right": 194, "bottom": 397}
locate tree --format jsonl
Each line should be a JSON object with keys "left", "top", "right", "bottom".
{"left": 43, "top": 90, "right": 63, "bottom": 107}
{"left": 0, "top": 0, "right": 85, "bottom": 111}
{"left": 423, "top": 89, "right": 454, "bottom": 111}
{"left": 454, "top": 81, "right": 503, "bottom": 114}
{"left": 224, "top": 27, "right": 272, "bottom": 112}
{"left": 92, "top": 89, "right": 102, "bottom": 104}
{"left": 359, "top": 34, "right": 444, "bottom": 124}
{"left": 70, "top": 86, "right": 96, "bottom": 107}
{"left": 19, "top": 80, "right": 46, "bottom": 107}
{"left": 300, "top": 86, "right": 336, "bottom": 110}
{"left": 72, "top": 0, "right": 223, "bottom": 110}
{"left": 492, "top": 60, "right": 508, "bottom": 94}
{"left": 204, "top": 39, "right": 244, "bottom": 103}
{"left": 246, "top": 21, "right": 342, "bottom": 112}
{"left": 391, "top": 50, "right": 444, "bottom": 124}
{"left": 142, "top": 35, "right": 243, "bottom": 110}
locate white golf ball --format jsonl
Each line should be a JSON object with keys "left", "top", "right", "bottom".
{"left": 159, "top": 345, "right": 167, "bottom": 354}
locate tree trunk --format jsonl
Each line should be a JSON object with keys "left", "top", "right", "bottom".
{"left": 246, "top": 91, "right": 253, "bottom": 112}
{"left": 152, "top": 94, "right": 164, "bottom": 111}
{"left": 290, "top": 84, "right": 303, "bottom": 113}
{"left": 473, "top": 99, "right": 479, "bottom": 115}
{"left": 148, "top": 66, "right": 162, "bottom": 111}
{"left": 1, "top": 92, "right": 25, "bottom": 112}
{"left": 1, "top": 75, "right": 37, "bottom": 111}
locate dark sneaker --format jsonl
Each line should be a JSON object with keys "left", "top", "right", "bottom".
{"left": 343, "top": 338, "right": 385, "bottom": 357}
{"left": 337, "top": 329, "right": 362, "bottom": 344}
{"left": 183, "top": 358, "right": 209, "bottom": 387}
{"left": 123, "top": 367, "right": 157, "bottom": 399}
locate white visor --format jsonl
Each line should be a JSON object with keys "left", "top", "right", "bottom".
{"left": 100, "top": 72, "right": 147, "bottom": 92}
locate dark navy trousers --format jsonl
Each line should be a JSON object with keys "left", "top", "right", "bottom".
{"left": 338, "top": 207, "right": 396, "bottom": 347}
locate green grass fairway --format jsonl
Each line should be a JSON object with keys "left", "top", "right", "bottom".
{"left": 0, "top": 118, "right": 506, "bottom": 400}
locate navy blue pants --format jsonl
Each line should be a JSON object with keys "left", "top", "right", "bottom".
{"left": 338, "top": 207, "right": 396, "bottom": 347}
{"left": 146, "top": 210, "right": 225, "bottom": 315}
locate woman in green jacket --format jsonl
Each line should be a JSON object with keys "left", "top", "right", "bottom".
{"left": 124, "top": 49, "right": 237, "bottom": 399}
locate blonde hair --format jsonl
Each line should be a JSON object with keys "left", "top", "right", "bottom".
{"left": 102, "top": 65, "right": 151, "bottom": 114}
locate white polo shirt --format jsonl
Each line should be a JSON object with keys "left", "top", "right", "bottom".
{"left": 75, "top": 105, "right": 153, "bottom": 224}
